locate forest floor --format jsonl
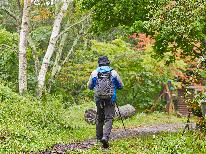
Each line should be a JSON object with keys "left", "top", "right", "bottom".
{"left": 41, "top": 122, "right": 195, "bottom": 154}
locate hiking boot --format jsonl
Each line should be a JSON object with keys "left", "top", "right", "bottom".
{"left": 101, "top": 137, "right": 109, "bottom": 148}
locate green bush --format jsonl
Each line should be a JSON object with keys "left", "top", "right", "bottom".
{"left": 0, "top": 84, "right": 74, "bottom": 153}
{"left": 0, "top": 29, "right": 18, "bottom": 87}
{"left": 53, "top": 39, "right": 186, "bottom": 110}
{"left": 138, "top": 132, "right": 206, "bottom": 154}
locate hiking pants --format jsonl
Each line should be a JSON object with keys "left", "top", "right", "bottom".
{"left": 96, "top": 99, "right": 115, "bottom": 141}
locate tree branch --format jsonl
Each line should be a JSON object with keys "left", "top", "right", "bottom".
{"left": 56, "top": 14, "right": 91, "bottom": 40}
{"left": 1, "top": 6, "right": 19, "bottom": 22}
{"left": 48, "top": 22, "right": 86, "bottom": 92}
{"left": 61, "top": 23, "right": 85, "bottom": 67}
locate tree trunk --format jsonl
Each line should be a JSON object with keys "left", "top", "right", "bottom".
{"left": 18, "top": 0, "right": 29, "bottom": 95}
{"left": 84, "top": 104, "right": 136, "bottom": 124}
{"left": 48, "top": 22, "right": 85, "bottom": 92}
{"left": 47, "top": 18, "right": 71, "bottom": 92}
{"left": 37, "top": 0, "right": 69, "bottom": 97}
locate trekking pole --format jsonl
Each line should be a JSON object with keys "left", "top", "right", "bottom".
{"left": 116, "top": 102, "right": 126, "bottom": 132}
{"left": 182, "top": 108, "right": 191, "bottom": 136}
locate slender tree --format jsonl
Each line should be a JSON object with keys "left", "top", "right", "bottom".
{"left": 18, "top": 0, "right": 30, "bottom": 95}
{"left": 48, "top": 18, "right": 71, "bottom": 92}
{"left": 37, "top": 0, "right": 70, "bottom": 97}
{"left": 48, "top": 14, "right": 90, "bottom": 92}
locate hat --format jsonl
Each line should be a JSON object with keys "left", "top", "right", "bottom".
{"left": 98, "top": 56, "right": 110, "bottom": 66}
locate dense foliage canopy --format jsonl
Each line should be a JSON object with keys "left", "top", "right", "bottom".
{"left": 81, "top": 0, "right": 206, "bottom": 60}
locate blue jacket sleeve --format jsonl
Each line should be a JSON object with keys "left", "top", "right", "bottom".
{"left": 113, "top": 77, "right": 123, "bottom": 89}
{"left": 87, "top": 70, "right": 98, "bottom": 90}
{"left": 88, "top": 77, "right": 97, "bottom": 90}
{"left": 112, "top": 70, "right": 123, "bottom": 90}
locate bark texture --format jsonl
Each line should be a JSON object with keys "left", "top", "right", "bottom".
{"left": 37, "top": 0, "right": 69, "bottom": 97}
{"left": 84, "top": 104, "right": 136, "bottom": 124}
{"left": 18, "top": 0, "right": 29, "bottom": 95}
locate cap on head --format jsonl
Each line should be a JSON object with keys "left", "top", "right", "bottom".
{"left": 98, "top": 56, "right": 110, "bottom": 66}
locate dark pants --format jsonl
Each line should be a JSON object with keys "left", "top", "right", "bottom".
{"left": 96, "top": 99, "right": 115, "bottom": 141}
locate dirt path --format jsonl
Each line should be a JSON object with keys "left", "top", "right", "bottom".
{"left": 41, "top": 123, "right": 195, "bottom": 154}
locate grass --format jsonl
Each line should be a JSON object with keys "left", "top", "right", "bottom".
{"left": 113, "top": 111, "right": 189, "bottom": 130}
{"left": 0, "top": 83, "right": 197, "bottom": 153}
{"left": 72, "top": 131, "right": 206, "bottom": 154}
{"left": 0, "top": 84, "right": 95, "bottom": 153}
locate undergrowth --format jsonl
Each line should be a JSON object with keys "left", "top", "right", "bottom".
{"left": 0, "top": 83, "right": 194, "bottom": 153}
{"left": 80, "top": 131, "right": 206, "bottom": 154}
{"left": 0, "top": 84, "right": 95, "bottom": 153}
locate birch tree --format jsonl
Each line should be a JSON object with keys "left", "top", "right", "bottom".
{"left": 48, "top": 23, "right": 85, "bottom": 92}
{"left": 47, "top": 13, "right": 90, "bottom": 92}
{"left": 18, "top": 0, "right": 30, "bottom": 95}
{"left": 48, "top": 18, "right": 71, "bottom": 92}
{"left": 37, "top": 0, "right": 70, "bottom": 97}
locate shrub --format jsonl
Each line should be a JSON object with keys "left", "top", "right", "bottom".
{"left": 0, "top": 84, "right": 73, "bottom": 153}
{"left": 53, "top": 39, "right": 186, "bottom": 110}
{"left": 0, "top": 29, "right": 18, "bottom": 88}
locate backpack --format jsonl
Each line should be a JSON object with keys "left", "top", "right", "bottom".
{"left": 95, "top": 70, "right": 114, "bottom": 99}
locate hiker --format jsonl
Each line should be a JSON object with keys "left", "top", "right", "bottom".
{"left": 87, "top": 56, "right": 123, "bottom": 148}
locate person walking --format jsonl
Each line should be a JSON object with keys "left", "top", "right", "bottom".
{"left": 88, "top": 56, "right": 123, "bottom": 148}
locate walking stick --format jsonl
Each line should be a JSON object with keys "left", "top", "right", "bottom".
{"left": 116, "top": 102, "right": 126, "bottom": 131}
{"left": 182, "top": 108, "right": 191, "bottom": 136}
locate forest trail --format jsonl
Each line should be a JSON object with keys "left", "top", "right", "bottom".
{"left": 41, "top": 123, "right": 195, "bottom": 154}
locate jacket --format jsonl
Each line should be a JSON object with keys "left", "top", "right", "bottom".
{"left": 88, "top": 66, "right": 123, "bottom": 103}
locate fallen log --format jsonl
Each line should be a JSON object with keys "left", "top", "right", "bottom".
{"left": 84, "top": 104, "right": 136, "bottom": 124}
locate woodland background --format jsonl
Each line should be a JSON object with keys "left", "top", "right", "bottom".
{"left": 0, "top": 0, "right": 206, "bottom": 153}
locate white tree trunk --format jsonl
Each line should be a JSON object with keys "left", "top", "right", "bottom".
{"left": 37, "top": 0, "right": 69, "bottom": 97}
{"left": 50, "top": 23, "right": 84, "bottom": 83}
{"left": 51, "top": 19, "right": 70, "bottom": 79}
{"left": 47, "top": 14, "right": 90, "bottom": 92}
{"left": 18, "top": 0, "right": 29, "bottom": 95}
{"left": 47, "top": 19, "right": 70, "bottom": 92}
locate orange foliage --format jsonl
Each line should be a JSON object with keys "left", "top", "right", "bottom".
{"left": 128, "top": 33, "right": 204, "bottom": 92}
{"left": 175, "top": 56, "right": 205, "bottom": 92}
{"left": 128, "top": 33, "right": 154, "bottom": 51}
{"left": 165, "top": 1, "right": 176, "bottom": 10}
{"left": 32, "top": 8, "right": 52, "bottom": 21}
